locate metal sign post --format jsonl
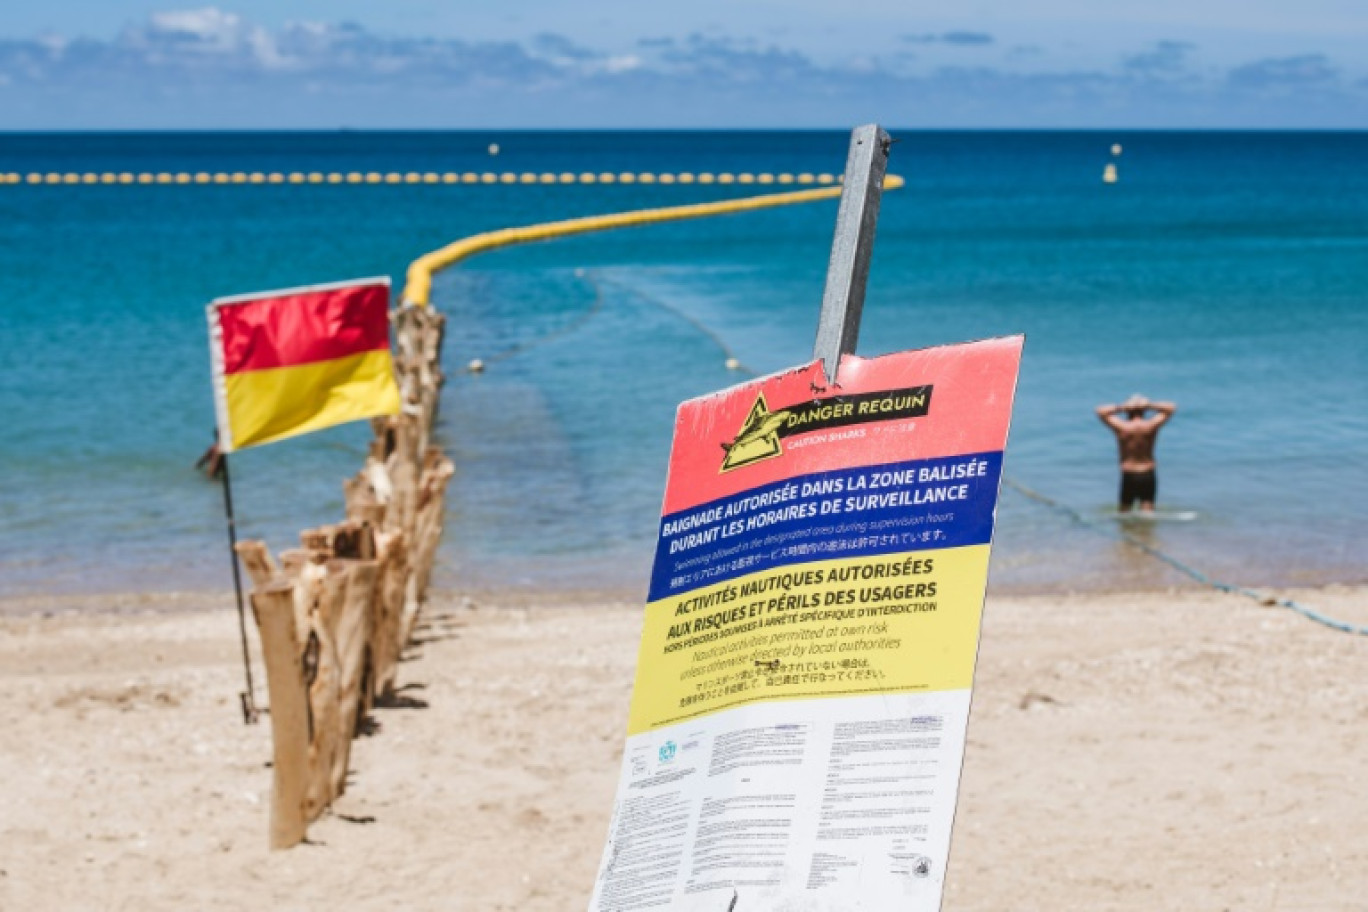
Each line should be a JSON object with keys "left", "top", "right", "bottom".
{"left": 813, "top": 123, "right": 892, "bottom": 384}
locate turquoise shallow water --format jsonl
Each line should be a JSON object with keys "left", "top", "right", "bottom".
{"left": 0, "top": 131, "right": 1365, "bottom": 599}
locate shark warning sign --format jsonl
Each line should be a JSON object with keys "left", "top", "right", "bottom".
{"left": 591, "top": 336, "right": 1023, "bottom": 911}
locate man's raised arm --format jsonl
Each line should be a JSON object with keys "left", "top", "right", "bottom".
{"left": 1096, "top": 403, "right": 1125, "bottom": 429}
{"left": 1147, "top": 401, "right": 1177, "bottom": 427}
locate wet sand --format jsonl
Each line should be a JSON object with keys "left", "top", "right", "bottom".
{"left": 1, "top": 585, "right": 1365, "bottom": 910}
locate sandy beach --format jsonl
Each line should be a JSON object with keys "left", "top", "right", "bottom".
{"left": 2, "top": 584, "right": 1365, "bottom": 910}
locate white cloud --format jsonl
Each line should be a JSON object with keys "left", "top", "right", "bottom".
{"left": 0, "top": 9, "right": 1363, "bottom": 126}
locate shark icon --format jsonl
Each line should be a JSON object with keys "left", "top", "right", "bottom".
{"left": 720, "top": 393, "right": 790, "bottom": 472}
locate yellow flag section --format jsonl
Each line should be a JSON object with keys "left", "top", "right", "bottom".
{"left": 590, "top": 336, "right": 1023, "bottom": 912}
{"left": 207, "top": 278, "right": 401, "bottom": 452}
{"left": 628, "top": 546, "right": 989, "bottom": 735}
{"left": 220, "top": 349, "right": 398, "bottom": 451}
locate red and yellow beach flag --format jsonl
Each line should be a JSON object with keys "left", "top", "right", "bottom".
{"left": 207, "top": 277, "right": 401, "bottom": 452}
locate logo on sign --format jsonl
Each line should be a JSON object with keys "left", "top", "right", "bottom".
{"left": 658, "top": 740, "right": 677, "bottom": 763}
{"left": 720, "top": 393, "right": 791, "bottom": 472}
{"left": 720, "top": 385, "right": 935, "bottom": 472}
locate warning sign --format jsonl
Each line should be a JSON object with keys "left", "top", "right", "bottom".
{"left": 590, "top": 337, "right": 1023, "bottom": 911}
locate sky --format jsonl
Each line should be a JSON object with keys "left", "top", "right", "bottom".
{"left": 2, "top": 2, "right": 1366, "bottom": 128}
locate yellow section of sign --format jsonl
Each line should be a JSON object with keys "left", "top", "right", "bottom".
{"left": 626, "top": 544, "right": 991, "bottom": 735}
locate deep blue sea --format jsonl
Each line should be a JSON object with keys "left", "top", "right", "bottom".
{"left": 0, "top": 131, "right": 1364, "bottom": 600}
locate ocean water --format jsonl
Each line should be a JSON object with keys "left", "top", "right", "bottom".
{"left": 0, "top": 131, "right": 1364, "bottom": 600}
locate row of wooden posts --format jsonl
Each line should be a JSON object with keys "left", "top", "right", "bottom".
{"left": 235, "top": 304, "right": 452, "bottom": 849}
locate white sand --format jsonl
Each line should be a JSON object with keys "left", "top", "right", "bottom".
{"left": 1, "top": 585, "right": 1365, "bottom": 910}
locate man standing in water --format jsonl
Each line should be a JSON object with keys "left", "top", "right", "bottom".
{"left": 1096, "top": 394, "right": 1177, "bottom": 513}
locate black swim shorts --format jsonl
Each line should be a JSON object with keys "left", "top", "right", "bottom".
{"left": 1119, "top": 470, "right": 1157, "bottom": 507}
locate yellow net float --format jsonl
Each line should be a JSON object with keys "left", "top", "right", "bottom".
{"left": 6, "top": 165, "right": 901, "bottom": 193}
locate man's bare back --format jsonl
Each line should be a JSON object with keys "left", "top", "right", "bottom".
{"left": 1096, "top": 395, "right": 1176, "bottom": 511}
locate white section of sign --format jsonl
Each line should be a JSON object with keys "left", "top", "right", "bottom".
{"left": 590, "top": 690, "right": 971, "bottom": 911}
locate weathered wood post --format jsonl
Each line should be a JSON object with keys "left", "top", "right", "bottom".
{"left": 251, "top": 582, "right": 311, "bottom": 849}
{"left": 330, "top": 558, "right": 378, "bottom": 794}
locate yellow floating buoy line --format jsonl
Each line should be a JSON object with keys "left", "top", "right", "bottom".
{"left": 0, "top": 170, "right": 858, "bottom": 188}
{"left": 401, "top": 175, "right": 905, "bottom": 306}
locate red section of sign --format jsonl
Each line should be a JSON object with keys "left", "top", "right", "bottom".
{"left": 661, "top": 336, "right": 1024, "bottom": 515}
{"left": 217, "top": 282, "right": 391, "bottom": 375}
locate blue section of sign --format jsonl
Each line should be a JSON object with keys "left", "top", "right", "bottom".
{"left": 648, "top": 451, "right": 1003, "bottom": 602}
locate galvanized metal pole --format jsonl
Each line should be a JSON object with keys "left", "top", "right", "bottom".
{"left": 813, "top": 124, "right": 892, "bottom": 384}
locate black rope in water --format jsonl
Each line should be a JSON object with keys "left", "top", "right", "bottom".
{"left": 1005, "top": 478, "right": 1367, "bottom": 636}
{"left": 593, "top": 274, "right": 756, "bottom": 376}
{"left": 452, "top": 268, "right": 1364, "bottom": 637}
{"left": 461, "top": 270, "right": 606, "bottom": 372}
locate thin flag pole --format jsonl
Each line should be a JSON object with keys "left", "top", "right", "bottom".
{"left": 219, "top": 449, "right": 260, "bottom": 724}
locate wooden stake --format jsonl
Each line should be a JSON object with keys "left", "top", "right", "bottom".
{"left": 251, "top": 583, "right": 309, "bottom": 849}
{"left": 330, "top": 558, "right": 378, "bottom": 795}
{"left": 234, "top": 539, "right": 280, "bottom": 589}
{"left": 370, "top": 529, "right": 410, "bottom": 698}
{"left": 302, "top": 566, "right": 343, "bottom": 822}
